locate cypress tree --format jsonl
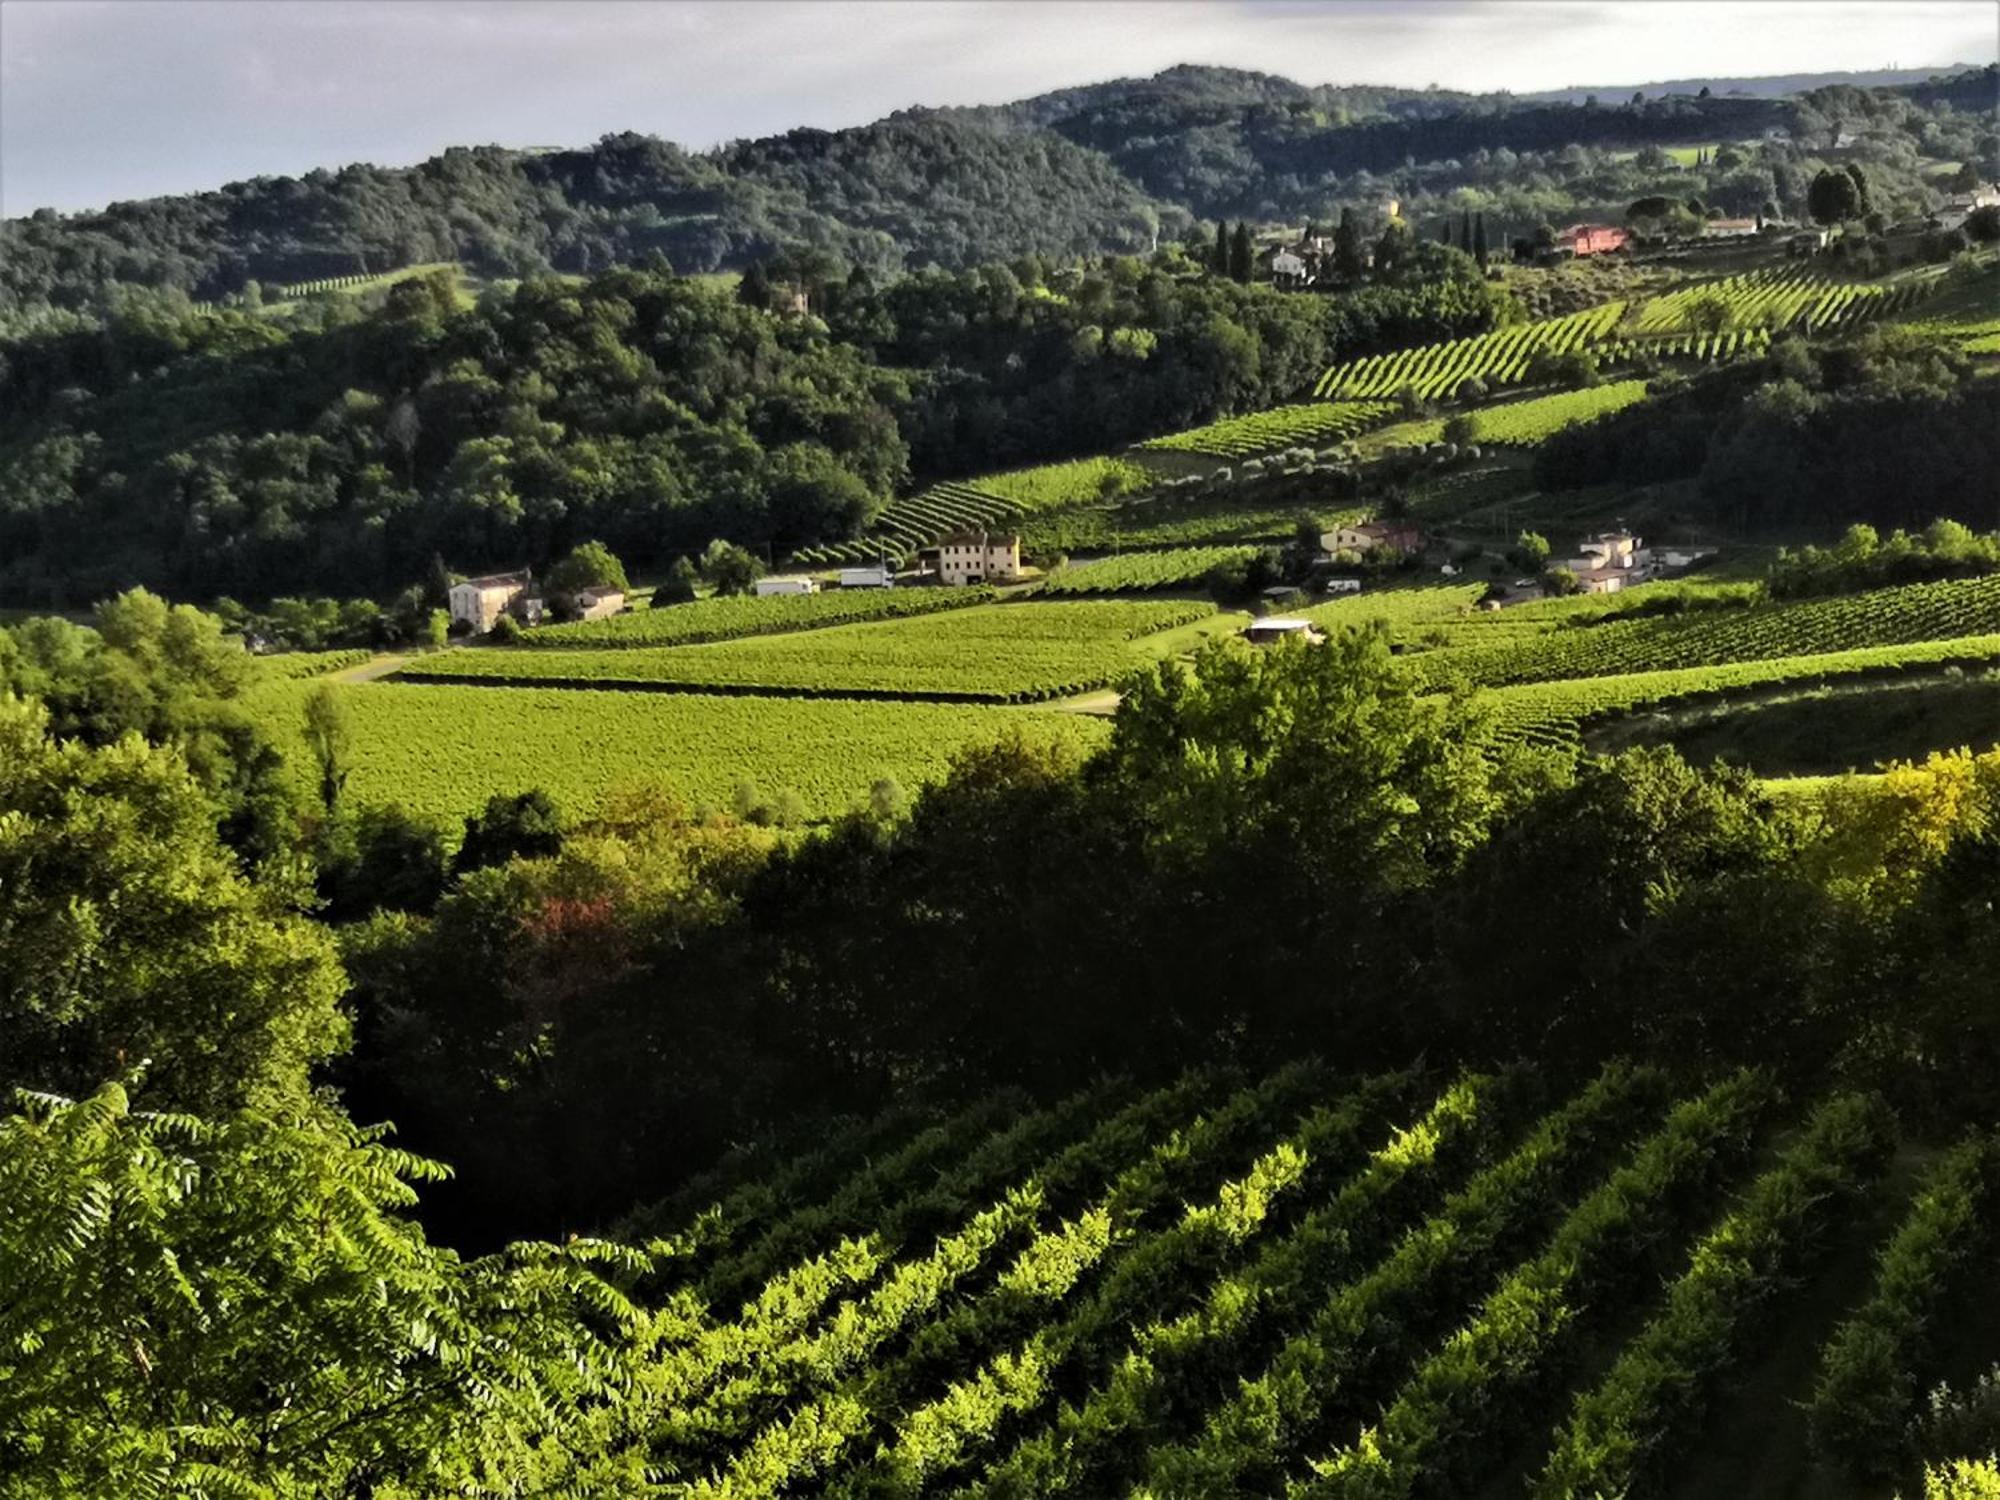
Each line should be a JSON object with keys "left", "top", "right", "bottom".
{"left": 1214, "top": 220, "right": 1230, "bottom": 274}
{"left": 1229, "top": 222, "right": 1255, "bottom": 283}
{"left": 1440, "top": 219, "right": 1453, "bottom": 246}
{"left": 736, "top": 260, "right": 772, "bottom": 311}
{"left": 1461, "top": 208, "right": 1473, "bottom": 251}
{"left": 1334, "top": 207, "right": 1363, "bottom": 280}
{"left": 1474, "top": 212, "right": 1490, "bottom": 268}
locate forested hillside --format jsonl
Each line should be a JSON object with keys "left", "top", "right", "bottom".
{"left": 0, "top": 242, "right": 1498, "bottom": 603}
{"left": 4, "top": 62, "right": 1992, "bottom": 315}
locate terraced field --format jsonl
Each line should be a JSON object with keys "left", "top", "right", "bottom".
{"left": 1140, "top": 401, "right": 1395, "bottom": 458}
{"left": 243, "top": 677, "right": 1109, "bottom": 823}
{"left": 795, "top": 461, "right": 1155, "bottom": 568}
{"left": 1628, "top": 265, "right": 1921, "bottom": 335}
{"left": 793, "top": 483, "right": 1017, "bottom": 568}
{"left": 1315, "top": 302, "right": 1626, "bottom": 402}
{"left": 618, "top": 1061, "right": 1997, "bottom": 1498}
{"left": 405, "top": 600, "right": 1220, "bottom": 703}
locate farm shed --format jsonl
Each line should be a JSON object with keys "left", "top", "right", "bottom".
{"left": 755, "top": 576, "right": 821, "bottom": 597}
{"left": 572, "top": 585, "right": 625, "bottom": 621}
{"left": 1244, "top": 617, "right": 1326, "bottom": 646}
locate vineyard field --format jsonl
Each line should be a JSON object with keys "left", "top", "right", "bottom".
{"left": 258, "top": 648, "right": 374, "bottom": 679}
{"left": 1461, "top": 379, "right": 1651, "bottom": 446}
{"left": 1582, "top": 669, "right": 2000, "bottom": 776}
{"left": 1040, "top": 547, "right": 1255, "bottom": 595}
{"left": 242, "top": 678, "right": 1109, "bottom": 823}
{"left": 405, "top": 600, "right": 1219, "bottom": 702}
{"left": 1315, "top": 302, "right": 1626, "bottom": 402}
{"left": 1298, "top": 580, "right": 1487, "bottom": 634}
{"left": 1412, "top": 573, "right": 2000, "bottom": 693}
{"left": 522, "top": 586, "right": 996, "bottom": 648}
{"left": 1019, "top": 500, "right": 1333, "bottom": 554}
{"left": 1474, "top": 633, "right": 2000, "bottom": 754}
{"left": 612, "top": 1063, "right": 1984, "bottom": 1497}
{"left": 1140, "top": 401, "right": 1395, "bottom": 458}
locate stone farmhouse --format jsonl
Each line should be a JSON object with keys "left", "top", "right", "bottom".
{"left": 925, "top": 531, "right": 1022, "bottom": 587}
{"left": 448, "top": 570, "right": 541, "bottom": 633}
{"left": 1323, "top": 520, "right": 1425, "bottom": 557}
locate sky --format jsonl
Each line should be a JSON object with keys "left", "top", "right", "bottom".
{"left": 2, "top": 0, "right": 1992, "bottom": 216}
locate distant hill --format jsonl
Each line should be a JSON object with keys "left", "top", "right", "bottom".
{"left": 3, "top": 61, "right": 1993, "bottom": 314}
{"left": 1529, "top": 62, "right": 1990, "bottom": 104}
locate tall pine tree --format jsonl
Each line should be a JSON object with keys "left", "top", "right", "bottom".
{"left": 1461, "top": 208, "right": 1473, "bottom": 252}
{"left": 1229, "top": 222, "right": 1254, "bottom": 283}
{"left": 1213, "top": 221, "right": 1230, "bottom": 275}
{"left": 1473, "top": 212, "right": 1490, "bottom": 269}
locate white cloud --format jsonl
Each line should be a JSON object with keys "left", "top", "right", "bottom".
{"left": 1, "top": 0, "right": 1990, "bottom": 213}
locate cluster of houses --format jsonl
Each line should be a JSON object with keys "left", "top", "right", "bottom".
{"left": 446, "top": 571, "right": 625, "bottom": 634}
{"left": 1558, "top": 530, "right": 1718, "bottom": 593}
{"left": 1259, "top": 200, "right": 1405, "bottom": 290}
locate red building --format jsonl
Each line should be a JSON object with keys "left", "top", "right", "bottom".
{"left": 1556, "top": 223, "right": 1631, "bottom": 257}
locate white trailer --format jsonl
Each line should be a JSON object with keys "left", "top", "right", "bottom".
{"left": 754, "top": 576, "right": 820, "bottom": 597}
{"left": 839, "top": 565, "right": 895, "bottom": 589}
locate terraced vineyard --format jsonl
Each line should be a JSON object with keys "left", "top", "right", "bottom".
{"left": 523, "top": 586, "right": 996, "bottom": 648}
{"left": 1593, "top": 325, "right": 1774, "bottom": 363}
{"left": 1140, "top": 401, "right": 1395, "bottom": 458}
{"left": 1314, "top": 302, "right": 1626, "bottom": 402}
{"left": 619, "top": 1062, "right": 1993, "bottom": 1498}
{"left": 1628, "top": 265, "right": 1919, "bottom": 335}
{"left": 242, "top": 677, "right": 1110, "bottom": 822}
{"left": 405, "top": 600, "right": 1219, "bottom": 702}
{"left": 795, "top": 461, "right": 1155, "bottom": 568}
{"left": 1040, "top": 546, "right": 1255, "bottom": 595}
{"left": 793, "top": 484, "right": 1017, "bottom": 568}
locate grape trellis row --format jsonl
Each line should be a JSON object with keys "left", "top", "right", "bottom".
{"left": 615, "top": 1062, "right": 1968, "bottom": 1498}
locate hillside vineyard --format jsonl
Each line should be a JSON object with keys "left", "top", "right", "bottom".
{"left": 3, "top": 25, "right": 2000, "bottom": 1500}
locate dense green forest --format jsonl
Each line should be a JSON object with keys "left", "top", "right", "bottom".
{"left": 0, "top": 243, "right": 1498, "bottom": 604}
{"left": 4, "top": 63, "right": 1992, "bottom": 315}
